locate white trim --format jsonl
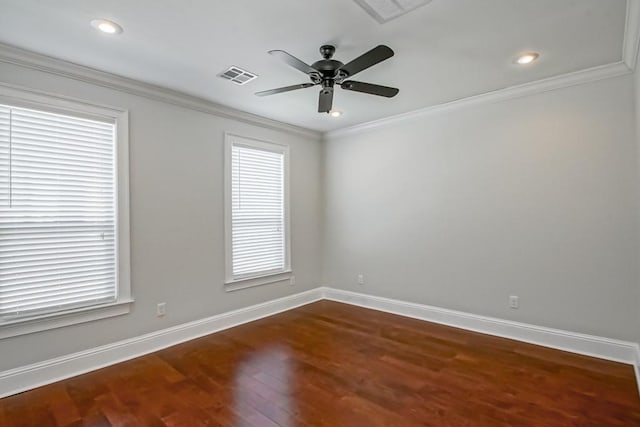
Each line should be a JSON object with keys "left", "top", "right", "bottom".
{"left": 0, "top": 286, "right": 637, "bottom": 398}
{"left": 0, "top": 43, "right": 321, "bottom": 141}
{"left": 115, "top": 105, "right": 132, "bottom": 306}
{"left": 320, "top": 287, "right": 639, "bottom": 365}
{"left": 323, "top": 286, "right": 640, "bottom": 396}
{"left": 0, "top": 83, "right": 132, "bottom": 339}
{"left": 325, "top": 62, "right": 632, "bottom": 139}
{"left": 0, "top": 81, "right": 126, "bottom": 123}
{"left": 225, "top": 271, "right": 293, "bottom": 292}
{"left": 0, "top": 39, "right": 636, "bottom": 140}
{"left": 223, "top": 133, "right": 291, "bottom": 290}
{"left": 0, "top": 16, "right": 637, "bottom": 143}
{"left": 623, "top": 0, "right": 640, "bottom": 70}
{"left": 0, "top": 288, "right": 323, "bottom": 398}
{"left": 0, "top": 300, "right": 133, "bottom": 340}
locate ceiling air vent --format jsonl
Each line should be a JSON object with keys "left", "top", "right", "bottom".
{"left": 353, "top": 0, "right": 433, "bottom": 23}
{"left": 219, "top": 66, "right": 258, "bottom": 85}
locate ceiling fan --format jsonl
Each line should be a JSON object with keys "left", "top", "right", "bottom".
{"left": 256, "top": 45, "right": 399, "bottom": 113}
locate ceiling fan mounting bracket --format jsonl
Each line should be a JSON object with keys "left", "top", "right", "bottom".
{"left": 319, "top": 45, "right": 336, "bottom": 59}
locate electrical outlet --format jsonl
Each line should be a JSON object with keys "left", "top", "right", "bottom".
{"left": 157, "top": 302, "right": 166, "bottom": 317}
{"left": 509, "top": 295, "right": 519, "bottom": 309}
{"left": 357, "top": 273, "right": 364, "bottom": 285}
{"left": 289, "top": 275, "right": 296, "bottom": 286}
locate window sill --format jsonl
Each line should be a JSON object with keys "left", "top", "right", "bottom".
{"left": 225, "top": 271, "right": 292, "bottom": 292}
{"left": 0, "top": 299, "right": 134, "bottom": 339}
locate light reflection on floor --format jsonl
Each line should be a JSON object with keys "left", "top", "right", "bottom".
{"left": 233, "top": 344, "right": 295, "bottom": 426}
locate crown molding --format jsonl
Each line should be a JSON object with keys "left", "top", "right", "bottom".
{"left": 623, "top": 0, "right": 640, "bottom": 70}
{"left": 1, "top": 0, "right": 637, "bottom": 143}
{"left": 0, "top": 43, "right": 322, "bottom": 141}
{"left": 328, "top": 0, "right": 640, "bottom": 139}
{"left": 325, "top": 61, "right": 631, "bottom": 139}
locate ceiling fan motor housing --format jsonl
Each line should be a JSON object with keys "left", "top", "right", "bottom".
{"left": 311, "top": 45, "right": 345, "bottom": 81}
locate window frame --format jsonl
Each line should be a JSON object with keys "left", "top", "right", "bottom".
{"left": 0, "top": 83, "right": 132, "bottom": 339}
{"left": 223, "top": 133, "right": 291, "bottom": 292}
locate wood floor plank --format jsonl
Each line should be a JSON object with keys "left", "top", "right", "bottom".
{"left": 1, "top": 300, "right": 639, "bottom": 426}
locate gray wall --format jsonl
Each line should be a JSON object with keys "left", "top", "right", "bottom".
{"left": 0, "top": 61, "right": 323, "bottom": 371}
{"left": 635, "top": 63, "right": 640, "bottom": 345}
{"left": 2, "top": 55, "right": 639, "bottom": 375}
{"left": 323, "top": 75, "right": 640, "bottom": 342}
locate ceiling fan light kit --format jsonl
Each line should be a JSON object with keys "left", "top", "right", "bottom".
{"left": 256, "top": 44, "right": 399, "bottom": 114}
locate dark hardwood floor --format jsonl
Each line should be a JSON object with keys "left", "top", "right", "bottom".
{"left": 1, "top": 300, "right": 639, "bottom": 426}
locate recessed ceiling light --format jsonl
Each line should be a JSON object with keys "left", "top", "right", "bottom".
{"left": 515, "top": 52, "right": 539, "bottom": 65}
{"left": 91, "top": 19, "right": 123, "bottom": 35}
{"left": 329, "top": 110, "right": 343, "bottom": 118}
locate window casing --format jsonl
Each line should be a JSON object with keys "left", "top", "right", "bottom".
{"left": 224, "top": 134, "right": 290, "bottom": 291}
{"left": 0, "top": 85, "right": 131, "bottom": 338}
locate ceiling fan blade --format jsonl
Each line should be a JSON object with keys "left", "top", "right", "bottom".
{"left": 339, "top": 45, "right": 394, "bottom": 77}
{"left": 341, "top": 80, "right": 399, "bottom": 98}
{"left": 269, "top": 50, "right": 317, "bottom": 75}
{"left": 255, "top": 83, "right": 315, "bottom": 97}
{"left": 318, "top": 88, "right": 334, "bottom": 113}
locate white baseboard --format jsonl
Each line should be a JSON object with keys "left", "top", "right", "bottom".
{"left": 321, "top": 287, "right": 640, "bottom": 396}
{"left": 320, "top": 287, "right": 638, "bottom": 365}
{"left": 0, "top": 288, "right": 323, "bottom": 398}
{"left": 2, "top": 286, "right": 638, "bottom": 399}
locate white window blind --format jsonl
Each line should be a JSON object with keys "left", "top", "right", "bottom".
{"left": 231, "top": 142, "right": 286, "bottom": 279}
{"left": 0, "top": 104, "right": 117, "bottom": 319}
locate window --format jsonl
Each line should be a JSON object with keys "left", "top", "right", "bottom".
{"left": 224, "top": 134, "right": 290, "bottom": 291}
{"left": 0, "top": 86, "right": 131, "bottom": 338}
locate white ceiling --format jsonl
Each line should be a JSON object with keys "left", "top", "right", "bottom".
{"left": 0, "top": 0, "right": 628, "bottom": 132}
